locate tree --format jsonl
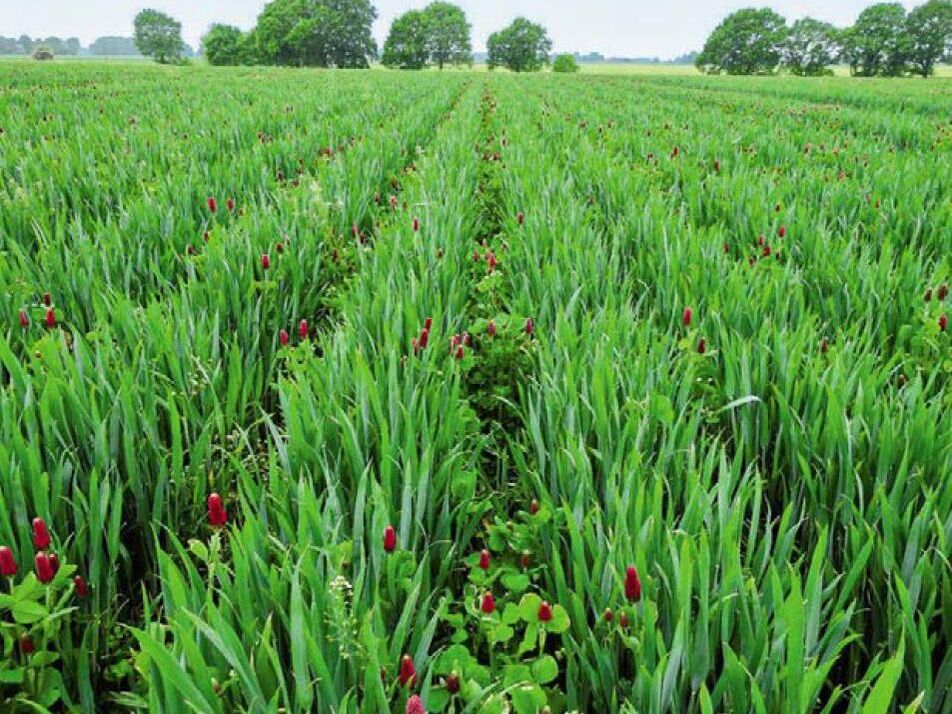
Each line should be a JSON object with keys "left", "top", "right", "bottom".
{"left": 841, "top": 3, "right": 910, "bottom": 76}
{"left": 382, "top": 10, "right": 430, "bottom": 69}
{"left": 422, "top": 2, "right": 472, "bottom": 69}
{"left": 65, "top": 38, "right": 82, "bottom": 55}
{"left": 487, "top": 17, "right": 552, "bottom": 72}
{"left": 695, "top": 8, "right": 787, "bottom": 75}
{"left": 905, "top": 0, "right": 952, "bottom": 76}
{"left": 18, "top": 35, "right": 34, "bottom": 55}
{"left": 202, "top": 24, "right": 244, "bottom": 65}
{"left": 254, "top": 0, "right": 377, "bottom": 68}
{"left": 90, "top": 36, "right": 141, "bottom": 55}
{"left": 134, "top": 8, "right": 186, "bottom": 63}
{"left": 782, "top": 17, "right": 840, "bottom": 75}
{"left": 552, "top": 53, "right": 580, "bottom": 73}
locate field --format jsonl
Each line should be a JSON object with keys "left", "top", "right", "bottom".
{"left": 0, "top": 62, "right": 950, "bottom": 713}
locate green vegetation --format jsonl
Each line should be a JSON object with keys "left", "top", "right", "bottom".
{"left": 133, "top": 8, "right": 186, "bottom": 64}
{"left": 487, "top": 17, "right": 552, "bottom": 72}
{"left": 699, "top": 0, "right": 952, "bottom": 76}
{"left": 552, "top": 53, "right": 580, "bottom": 73}
{"left": 0, "top": 41, "right": 950, "bottom": 714}
{"left": 381, "top": 3, "right": 473, "bottom": 71}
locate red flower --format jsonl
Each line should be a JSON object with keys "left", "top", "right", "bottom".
{"left": 625, "top": 565, "right": 641, "bottom": 602}
{"left": 487, "top": 321, "right": 496, "bottom": 337}
{"left": 226, "top": 198, "right": 235, "bottom": 212}
{"left": 778, "top": 226, "right": 786, "bottom": 238}
{"left": 938, "top": 284, "right": 948, "bottom": 300}
{"left": 406, "top": 694, "right": 425, "bottom": 714}
{"left": 42, "top": 292, "right": 52, "bottom": 307}
{"left": 619, "top": 611, "right": 630, "bottom": 628}
{"left": 517, "top": 212, "right": 525, "bottom": 225}
{"left": 820, "top": 338, "right": 829, "bottom": 354}
{"left": 279, "top": 329, "right": 290, "bottom": 346}
{"left": 671, "top": 146, "right": 680, "bottom": 158}
{"left": 261, "top": 254, "right": 270, "bottom": 270}
{"left": 940, "top": 314, "right": 948, "bottom": 332}
{"left": 520, "top": 550, "right": 531, "bottom": 569}
{"left": 473, "top": 250, "right": 481, "bottom": 262}
{"left": 481, "top": 591, "right": 495, "bottom": 614}
{"left": 20, "top": 635, "right": 34, "bottom": 655}
{"left": 74, "top": 575, "right": 88, "bottom": 597}
{"left": 478, "top": 549, "right": 490, "bottom": 570}
{"left": 32, "top": 517, "right": 50, "bottom": 550}
{"left": 383, "top": 525, "right": 397, "bottom": 552}
{"left": 446, "top": 672, "right": 460, "bottom": 693}
{"left": 424, "top": 317, "right": 433, "bottom": 331}
{"left": 45, "top": 309, "right": 56, "bottom": 328}
{"left": 0, "top": 546, "right": 16, "bottom": 576}
{"left": 538, "top": 601, "right": 553, "bottom": 622}
{"left": 603, "top": 607, "right": 613, "bottom": 622}
{"left": 525, "top": 317, "right": 534, "bottom": 335}
{"left": 299, "top": 319, "right": 309, "bottom": 339}
{"left": 399, "top": 654, "right": 416, "bottom": 687}
{"left": 207, "top": 197, "right": 217, "bottom": 213}
{"left": 487, "top": 253, "right": 497, "bottom": 273}
{"left": 722, "top": 242, "right": 729, "bottom": 254}
{"left": 697, "top": 338, "right": 706, "bottom": 354}
{"left": 19, "top": 310, "right": 29, "bottom": 328}
{"left": 207, "top": 493, "right": 227, "bottom": 527}
{"left": 49, "top": 552, "right": 60, "bottom": 575}
{"left": 276, "top": 242, "right": 284, "bottom": 253}
{"left": 419, "top": 328, "right": 429, "bottom": 349}
{"left": 530, "top": 499, "right": 540, "bottom": 515}
{"left": 412, "top": 217, "right": 420, "bottom": 232}
{"left": 35, "top": 552, "right": 54, "bottom": 583}
{"left": 186, "top": 245, "right": 196, "bottom": 256}
{"left": 455, "top": 345, "right": 464, "bottom": 360}
{"left": 682, "top": 307, "right": 693, "bottom": 327}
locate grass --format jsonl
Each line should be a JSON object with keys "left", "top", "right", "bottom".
{"left": 0, "top": 61, "right": 949, "bottom": 714}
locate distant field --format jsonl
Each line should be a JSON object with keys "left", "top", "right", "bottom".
{"left": 0, "top": 61, "right": 949, "bottom": 713}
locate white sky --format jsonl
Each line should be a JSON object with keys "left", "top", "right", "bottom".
{"left": 0, "top": 1, "right": 925, "bottom": 58}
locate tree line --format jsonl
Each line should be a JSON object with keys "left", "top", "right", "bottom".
{"left": 130, "top": 1, "right": 554, "bottom": 72}
{"left": 697, "top": 1, "right": 951, "bottom": 77}
{"left": 0, "top": 36, "right": 81, "bottom": 56}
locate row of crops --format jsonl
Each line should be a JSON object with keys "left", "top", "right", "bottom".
{"left": 0, "top": 63, "right": 949, "bottom": 713}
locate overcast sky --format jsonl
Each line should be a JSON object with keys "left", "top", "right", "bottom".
{"left": 1, "top": 1, "right": 925, "bottom": 58}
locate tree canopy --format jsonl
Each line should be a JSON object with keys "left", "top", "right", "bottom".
{"left": 783, "top": 17, "right": 841, "bottom": 75}
{"left": 382, "top": 10, "right": 430, "bottom": 69}
{"left": 487, "top": 17, "right": 552, "bottom": 72}
{"left": 133, "top": 8, "right": 186, "bottom": 64}
{"left": 841, "top": 3, "right": 911, "bottom": 76}
{"left": 202, "top": 24, "right": 245, "bottom": 66}
{"left": 905, "top": 0, "right": 952, "bottom": 76}
{"left": 251, "top": 0, "right": 377, "bottom": 67}
{"left": 423, "top": 2, "right": 472, "bottom": 69}
{"left": 696, "top": 8, "right": 788, "bottom": 75}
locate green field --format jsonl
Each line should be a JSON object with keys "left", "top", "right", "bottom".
{"left": 0, "top": 62, "right": 950, "bottom": 713}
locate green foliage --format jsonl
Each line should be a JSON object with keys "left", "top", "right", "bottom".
{"left": 382, "top": 10, "right": 430, "bottom": 69}
{"left": 782, "top": 17, "right": 841, "bottom": 75}
{"left": 133, "top": 8, "right": 186, "bottom": 64}
{"left": 552, "top": 53, "right": 580, "bottom": 73}
{"left": 905, "top": 0, "right": 952, "bottom": 76}
{"left": 253, "top": 0, "right": 378, "bottom": 67}
{"left": 201, "top": 24, "right": 245, "bottom": 66}
{"left": 841, "top": 3, "right": 912, "bottom": 76}
{"left": 696, "top": 7, "right": 788, "bottom": 74}
{"left": 0, "top": 58, "right": 950, "bottom": 714}
{"left": 422, "top": 2, "right": 472, "bottom": 69}
{"left": 487, "top": 17, "right": 552, "bottom": 72}
{"left": 0, "top": 561, "right": 81, "bottom": 709}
